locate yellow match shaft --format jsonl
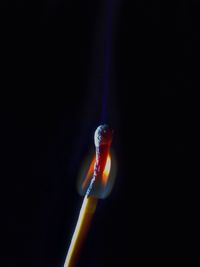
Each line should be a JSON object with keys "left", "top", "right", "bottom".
{"left": 64, "top": 196, "right": 97, "bottom": 267}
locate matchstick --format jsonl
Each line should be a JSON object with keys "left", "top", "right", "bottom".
{"left": 64, "top": 125, "right": 113, "bottom": 267}
{"left": 64, "top": 196, "right": 97, "bottom": 267}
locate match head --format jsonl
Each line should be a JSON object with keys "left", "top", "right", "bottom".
{"left": 94, "top": 124, "right": 113, "bottom": 147}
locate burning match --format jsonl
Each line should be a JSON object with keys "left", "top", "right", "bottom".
{"left": 64, "top": 125, "right": 113, "bottom": 267}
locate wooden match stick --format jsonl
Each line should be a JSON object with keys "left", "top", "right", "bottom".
{"left": 64, "top": 195, "right": 97, "bottom": 267}
{"left": 64, "top": 125, "right": 113, "bottom": 267}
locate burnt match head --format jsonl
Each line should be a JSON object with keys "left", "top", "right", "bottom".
{"left": 94, "top": 124, "right": 113, "bottom": 147}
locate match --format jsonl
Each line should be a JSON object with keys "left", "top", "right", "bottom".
{"left": 64, "top": 125, "right": 113, "bottom": 267}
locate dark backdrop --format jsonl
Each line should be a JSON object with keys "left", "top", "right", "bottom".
{"left": 0, "top": 1, "right": 191, "bottom": 266}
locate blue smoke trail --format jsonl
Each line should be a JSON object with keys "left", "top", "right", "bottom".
{"left": 101, "top": 0, "right": 113, "bottom": 124}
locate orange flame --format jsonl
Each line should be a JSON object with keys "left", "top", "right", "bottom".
{"left": 102, "top": 154, "right": 111, "bottom": 186}
{"left": 82, "top": 153, "right": 111, "bottom": 190}
{"left": 82, "top": 156, "right": 96, "bottom": 190}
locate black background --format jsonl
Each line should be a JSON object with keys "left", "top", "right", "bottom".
{"left": 0, "top": 0, "right": 192, "bottom": 266}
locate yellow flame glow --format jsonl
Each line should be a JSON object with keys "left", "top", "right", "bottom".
{"left": 102, "top": 154, "right": 111, "bottom": 185}
{"left": 82, "top": 153, "right": 111, "bottom": 190}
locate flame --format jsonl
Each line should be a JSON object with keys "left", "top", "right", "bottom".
{"left": 102, "top": 154, "right": 111, "bottom": 186}
{"left": 82, "top": 156, "right": 96, "bottom": 190}
{"left": 82, "top": 153, "right": 111, "bottom": 190}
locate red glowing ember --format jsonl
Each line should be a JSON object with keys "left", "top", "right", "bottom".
{"left": 77, "top": 125, "right": 116, "bottom": 199}
{"left": 82, "top": 153, "right": 111, "bottom": 190}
